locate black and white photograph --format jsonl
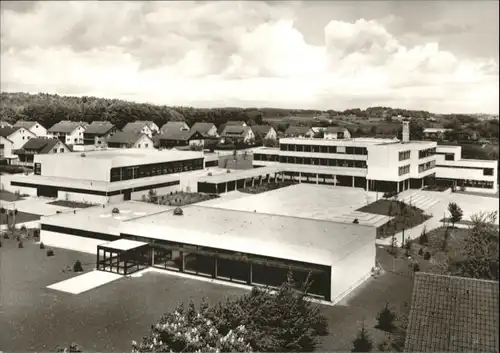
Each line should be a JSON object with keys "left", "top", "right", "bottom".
{"left": 0, "top": 1, "right": 498, "bottom": 352}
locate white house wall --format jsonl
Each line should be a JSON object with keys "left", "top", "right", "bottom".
{"left": 30, "top": 124, "right": 48, "bottom": 137}
{"left": 35, "top": 154, "right": 111, "bottom": 181}
{"left": 9, "top": 128, "right": 37, "bottom": 150}
{"left": 133, "top": 135, "right": 154, "bottom": 148}
{"left": 67, "top": 126, "right": 86, "bottom": 145}
{"left": 0, "top": 136, "right": 14, "bottom": 158}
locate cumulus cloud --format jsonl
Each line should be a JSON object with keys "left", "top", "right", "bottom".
{"left": 0, "top": 0, "right": 498, "bottom": 113}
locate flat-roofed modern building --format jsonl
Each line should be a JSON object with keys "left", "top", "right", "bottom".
{"left": 435, "top": 145, "right": 498, "bottom": 193}
{"left": 39, "top": 199, "right": 377, "bottom": 304}
{"left": 6, "top": 149, "right": 204, "bottom": 203}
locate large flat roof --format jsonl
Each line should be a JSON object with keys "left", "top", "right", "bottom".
{"left": 123, "top": 204, "right": 375, "bottom": 266}
{"left": 35, "top": 148, "right": 204, "bottom": 168}
{"left": 42, "top": 201, "right": 173, "bottom": 235}
{"left": 280, "top": 137, "right": 399, "bottom": 146}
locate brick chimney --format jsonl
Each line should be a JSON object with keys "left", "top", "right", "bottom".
{"left": 402, "top": 121, "right": 410, "bottom": 143}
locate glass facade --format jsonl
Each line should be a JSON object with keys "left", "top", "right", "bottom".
{"left": 278, "top": 155, "right": 367, "bottom": 168}
{"left": 398, "top": 164, "right": 410, "bottom": 176}
{"left": 110, "top": 158, "right": 204, "bottom": 182}
{"left": 398, "top": 150, "right": 411, "bottom": 161}
{"left": 418, "top": 160, "right": 436, "bottom": 173}
{"left": 280, "top": 143, "right": 368, "bottom": 155}
{"left": 418, "top": 147, "right": 436, "bottom": 159}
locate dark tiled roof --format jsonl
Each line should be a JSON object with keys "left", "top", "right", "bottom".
{"left": 217, "top": 124, "right": 227, "bottom": 135}
{"left": 13, "top": 120, "right": 38, "bottom": 129}
{"left": 0, "top": 126, "right": 21, "bottom": 138}
{"left": 84, "top": 121, "right": 115, "bottom": 135}
{"left": 226, "top": 120, "right": 246, "bottom": 126}
{"left": 405, "top": 272, "right": 499, "bottom": 353}
{"left": 122, "top": 122, "right": 148, "bottom": 133}
{"left": 20, "top": 138, "right": 61, "bottom": 154}
{"left": 251, "top": 125, "right": 274, "bottom": 138}
{"left": 160, "top": 121, "right": 189, "bottom": 133}
{"left": 284, "top": 126, "right": 311, "bottom": 136}
{"left": 107, "top": 131, "right": 145, "bottom": 144}
{"left": 48, "top": 121, "right": 84, "bottom": 133}
{"left": 325, "top": 126, "right": 349, "bottom": 133}
{"left": 190, "top": 122, "right": 216, "bottom": 136}
{"left": 221, "top": 125, "right": 250, "bottom": 136}
{"left": 157, "top": 130, "right": 200, "bottom": 141}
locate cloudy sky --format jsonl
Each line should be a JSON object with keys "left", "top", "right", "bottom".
{"left": 1, "top": 1, "right": 498, "bottom": 114}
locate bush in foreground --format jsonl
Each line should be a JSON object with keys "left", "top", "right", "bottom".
{"left": 18, "top": 241, "right": 24, "bottom": 248}
{"left": 423, "top": 251, "right": 431, "bottom": 260}
{"left": 73, "top": 260, "right": 84, "bottom": 272}
{"left": 133, "top": 273, "right": 328, "bottom": 352}
{"left": 352, "top": 325, "right": 373, "bottom": 352}
{"left": 40, "top": 242, "right": 45, "bottom": 249}
{"left": 47, "top": 248, "right": 54, "bottom": 257}
{"left": 376, "top": 303, "right": 396, "bottom": 332}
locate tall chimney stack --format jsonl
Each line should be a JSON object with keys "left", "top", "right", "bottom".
{"left": 402, "top": 121, "right": 410, "bottom": 143}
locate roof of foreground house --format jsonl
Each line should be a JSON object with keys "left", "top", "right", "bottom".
{"left": 84, "top": 121, "right": 115, "bottom": 135}
{"left": 48, "top": 121, "right": 85, "bottom": 133}
{"left": 18, "top": 137, "right": 63, "bottom": 154}
{"left": 14, "top": 120, "right": 40, "bottom": 129}
{"left": 107, "top": 131, "right": 149, "bottom": 145}
{"left": 251, "top": 125, "right": 275, "bottom": 138}
{"left": 221, "top": 125, "right": 252, "bottom": 137}
{"left": 157, "top": 129, "right": 203, "bottom": 141}
{"left": 190, "top": 122, "right": 217, "bottom": 136}
{"left": 404, "top": 272, "right": 499, "bottom": 353}
{"left": 160, "top": 121, "right": 189, "bottom": 133}
{"left": 122, "top": 122, "right": 150, "bottom": 134}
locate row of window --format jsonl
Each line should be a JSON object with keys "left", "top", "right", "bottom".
{"left": 279, "top": 156, "right": 367, "bottom": 168}
{"left": 436, "top": 165, "right": 495, "bottom": 176}
{"left": 418, "top": 160, "right": 436, "bottom": 173}
{"left": 110, "top": 158, "right": 204, "bottom": 182}
{"left": 399, "top": 164, "right": 410, "bottom": 176}
{"left": 436, "top": 152, "right": 455, "bottom": 161}
{"left": 399, "top": 150, "right": 411, "bottom": 161}
{"left": 454, "top": 179, "right": 495, "bottom": 189}
{"left": 280, "top": 144, "right": 368, "bottom": 155}
{"left": 418, "top": 147, "right": 436, "bottom": 159}
{"left": 254, "top": 153, "right": 280, "bottom": 162}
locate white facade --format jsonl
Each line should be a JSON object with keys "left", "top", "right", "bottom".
{"left": 50, "top": 125, "right": 86, "bottom": 145}
{"left": 27, "top": 122, "right": 48, "bottom": 137}
{"left": 0, "top": 136, "right": 14, "bottom": 158}
{"left": 133, "top": 134, "right": 155, "bottom": 149}
{"left": 5, "top": 127, "right": 37, "bottom": 151}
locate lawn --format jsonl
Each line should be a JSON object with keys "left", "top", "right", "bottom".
{"left": 357, "top": 199, "right": 431, "bottom": 239}
{"left": 240, "top": 181, "right": 296, "bottom": 194}
{"left": 143, "top": 191, "right": 220, "bottom": 206}
{"left": 0, "top": 210, "right": 40, "bottom": 225}
{"left": 47, "top": 200, "right": 96, "bottom": 209}
{"left": 0, "top": 190, "right": 24, "bottom": 202}
{"left": 1, "top": 238, "right": 415, "bottom": 352}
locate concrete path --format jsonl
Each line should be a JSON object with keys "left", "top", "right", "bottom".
{"left": 47, "top": 270, "right": 123, "bottom": 295}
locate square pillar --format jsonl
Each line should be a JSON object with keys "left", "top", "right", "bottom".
{"left": 397, "top": 182, "right": 400, "bottom": 193}
{"left": 96, "top": 248, "right": 100, "bottom": 270}
{"left": 243, "top": 179, "right": 246, "bottom": 188}
{"left": 224, "top": 182, "right": 228, "bottom": 193}
{"left": 352, "top": 176, "right": 355, "bottom": 187}
{"left": 181, "top": 252, "right": 185, "bottom": 272}
{"left": 252, "top": 177, "right": 255, "bottom": 187}
{"left": 366, "top": 179, "right": 369, "bottom": 191}
{"left": 260, "top": 176, "right": 263, "bottom": 185}
{"left": 316, "top": 173, "right": 319, "bottom": 184}
{"left": 299, "top": 172, "right": 302, "bottom": 183}
{"left": 213, "top": 257, "right": 217, "bottom": 279}
{"left": 421, "top": 178, "right": 424, "bottom": 188}
{"left": 151, "top": 248, "right": 155, "bottom": 266}
{"left": 248, "top": 263, "right": 253, "bottom": 285}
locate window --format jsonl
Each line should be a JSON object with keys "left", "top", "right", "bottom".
{"left": 328, "top": 146, "right": 337, "bottom": 154}
{"left": 59, "top": 148, "right": 64, "bottom": 153}
{"left": 484, "top": 168, "right": 494, "bottom": 176}
{"left": 399, "top": 150, "right": 411, "bottom": 161}
{"left": 445, "top": 154, "right": 454, "bottom": 161}
{"left": 337, "top": 146, "right": 346, "bottom": 154}
{"left": 145, "top": 144, "right": 149, "bottom": 148}
{"left": 399, "top": 164, "right": 410, "bottom": 176}
{"left": 419, "top": 147, "right": 436, "bottom": 159}
{"left": 137, "top": 144, "right": 141, "bottom": 148}
{"left": 304, "top": 145, "right": 312, "bottom": 152}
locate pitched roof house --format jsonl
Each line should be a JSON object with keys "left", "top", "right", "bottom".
{"left": 404, "top": 272, "right": 499, "bottom": 353}
{"left": 284, "top": 126, "right": 313, "bottom": 138}
{"left": 226, "top": 120, "right": 247, "bottom": 127}
{"left": 13, "top": 120, "right": 48, "bottom": 137}
{"left": 107, "top": 132, "right": 154, "bottom": 149}
{"left": 48, "top": 121, "right": 87, "bottom": 145}
{"left": 134, "top": 120, "right": 159, "bottom": 133}
{"left": 0, "top": 120, "right": 13, "bottom": 128}
{"left": 157, "top": 130, "right": 205, "bottom": 149}
{"left": 160, "top": 121, "right": 190, "bottom": 134}
{"left": 0, "top": 126, "right": 37, "bottom": 158}
{"left": 190, "top": 122, "right": 218, "bottom": 138}
{"left": 15, "top": 137, "right": 71, "bottom": 165}
{"left": 220, "top": 125, "right": 255, "bottom": 144}
{"left": 251, "top": 125, "right": 278, "bottom": 140}
{"left": 122, "top": 122, "right": 154, "bottom": 138}
{"left": 83, "top": 121, "right": 117, "bottom": 146}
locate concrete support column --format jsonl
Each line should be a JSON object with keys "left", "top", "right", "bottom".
{"left": 243, "top": 179, "right": 246, "bottom": 188}
{"left": 213, "top": 257, "right": 217, "bottom": 279}
{"left": 316, "top": 173, "right": 319, "bottom": 184}
{"left": 397, "top": 182, "right": 400, "bottom": 193}
{"left": 352, "top": 176, "right": 355, "bottom": 187}
{"left": 151, "top": 248, "right": 155, "bottom": 266}
{"left": 181, "top": 252, "right": 185, "bottom": 272}
{"left": 299, "top": 172, "right": 302, "bottom": 183}
{"left": 215, "top": 183, "right": 218, "bottom": 194}
{"left": 366, "top": 179, "right": 369, "bottom": 191}
{"left": 224, "top": 182, "right": 228, "bottom": 193}
{"left": 421, "top": 178, "right": 424, "bottom": 189}
{"left": 252, "top": 177, "right": 255, "bottom": 187}
{"left": 248, "top": 263, "right": 253, "bottom": 285}
{"left": 260, "top": 176, "right": 263, "bottom": 185}
{"left": 282, "top": 173, "right": 285, "bottom": 182}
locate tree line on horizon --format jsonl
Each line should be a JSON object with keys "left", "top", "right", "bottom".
{"left": 0, "top": 91, "right": 482, "bottom": 131}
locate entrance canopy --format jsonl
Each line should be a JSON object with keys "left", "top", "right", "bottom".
{"left": 99, "top": 238, "right": 148, "bottom": 252}
{"left": 97, "top": 238, "right": 150, "bottom": 276}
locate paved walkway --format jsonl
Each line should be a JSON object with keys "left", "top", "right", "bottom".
{"left": 47, "top": 270, "right": 123, "bottom": 295}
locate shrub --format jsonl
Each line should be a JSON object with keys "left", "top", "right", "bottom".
{"left": 16, "top": 235, "right": 21, "bottom": 242}
{"left": 73, "top": 260, "right": 84, "bottom": 272}
{"left": 3, "top": 233, "right": 9, "bottom": 239}
{"left": 0, "top": 240, "right": 2, "bottom": 247}
{"left": 418, "top": 248, "right": 424, "bottom": 256}
{"left": 413, "top": 263, "right": 420, "bottom": 272}
{"left": 47, "top": 249, "right": 54, "bottom": 257}
{"left": 352, "top": 325, "right": 373, "bottom": 352}
{"left": 18, "top": 241, "right": 24, "bottom": 248}
{"left": 423, "top": 251, "right": 431, "bottom": 260}
{"left": 20, "top": 224, "right": 27, "bottom": 232}
{"left": 40, "top": 242, "right": 45, "bottom": 249}
{"left": 353, "top": 218, "right": 359, "bottom": 224}
{"left": 33, "top": 228, "right": 40, "bottom": 238}
{"left": 376, "top": 303, "right": 396, "bottom": 332}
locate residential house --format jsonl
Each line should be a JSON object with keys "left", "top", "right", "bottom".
{"left": 323, "top": 127, "right": 351, "bottom": 140}
{"left": 122, "top": 122, "right": 154, "bottom": 138}
{"left": 423, "top": 128, "right": 452, "bottom": 140}
{"left": 83, "top": 121, "right": 117, "bottom": 146}
{"left": 284, "top": 126, "right": 313, "bottom": 138}
{"left": 190, "top": 122, "right": 219, "bottom": 138}
{"left": 0, "top": 121, "right": 13, "bottom": 128}
{"left": 135, "top": 120, "right": 160, "bottom": 135}
{"left": 157, "top": 130, "right": 205, "bottom": 149}
{"left": 107, "top": 132, "right": 154, "bottom": 149}
{"left": 14, "top": 120, "right": 48, "bottom": 137}
{"left": 404, "top": 272, "right": 499, "bottom": 353}
{"left": 0, "top": 126, "right": 37, "bottom": 159}
{"left": 15, "top": 138, "right": 71, "bottom": 166}
{"left": 251, "top": 125, "right": 278, "bottom": 141}
{"left": 0, "top": 134, "right": 14, "bottom": 162}
{"left": 159, "top": 121, "right": 190, "bottom": 134}
{"left": 226, "top": 121, "right": 247, "bottom": 127}
{"left": 220, "top": 125, "right": 255, "bottom": 144}
{"left": 48, "top": 121, "right": 86, "bottom": 145}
